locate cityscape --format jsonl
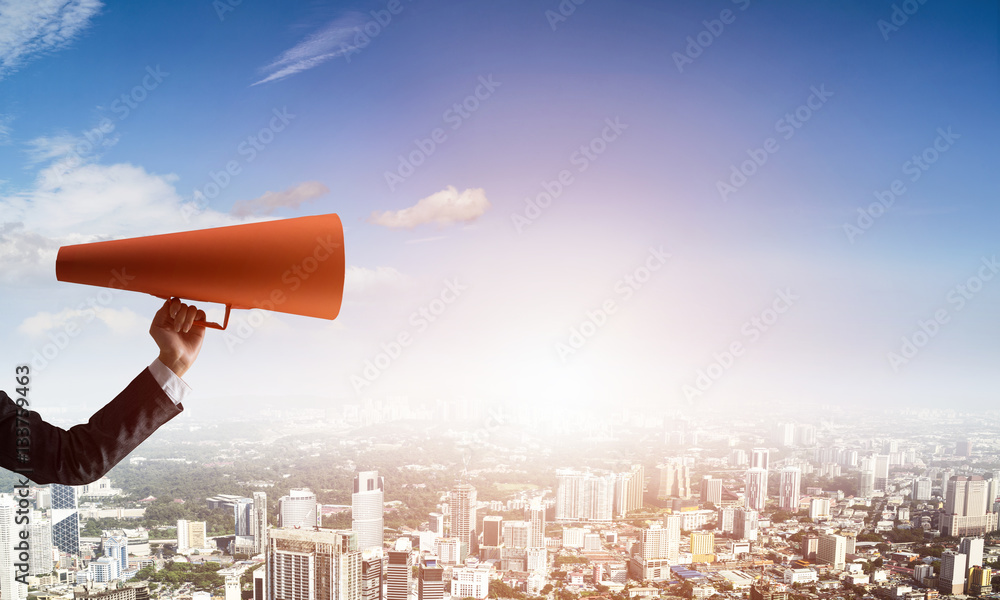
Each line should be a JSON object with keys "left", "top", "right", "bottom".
{"left": 3, "top": 403, "right": 1000, "bottom": 600}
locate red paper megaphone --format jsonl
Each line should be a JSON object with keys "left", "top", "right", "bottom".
{"left": 55, "top": 214, "right": 345, "bottom": 330}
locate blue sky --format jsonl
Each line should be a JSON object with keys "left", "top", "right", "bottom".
{"left": 0, "top": 0, "right": 998, "bottom": 420}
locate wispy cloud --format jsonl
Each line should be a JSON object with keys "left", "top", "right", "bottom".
{"left": 18, "top": 306, "right": 143, "bottom": 337}
{"left": 252, "top": 14, "right": 364, "bottom": 86}
{"left": 230, "top": 180, "right": 329, "bottom": 218}
{"left": 370, "top": 186, "right": 491, "bottom": 229}
{"left": 0, "top": 0, "right": 103, "bottom": 80}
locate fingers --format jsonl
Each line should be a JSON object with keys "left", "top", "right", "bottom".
{"left": 159, "top": 298, "right": 203, "bottom": 333}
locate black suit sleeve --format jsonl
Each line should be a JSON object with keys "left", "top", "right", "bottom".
{"left": 1, "top": 368, "right": 182, "bottom": 486}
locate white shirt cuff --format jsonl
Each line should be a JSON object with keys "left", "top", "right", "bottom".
{"left": 148, "top": 359, "right": 192, "bottom": 406}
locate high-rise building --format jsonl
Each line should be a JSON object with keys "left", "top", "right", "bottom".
{"left": 690, "top": 531, "right": 715, "bottom": 562}
{"left": 912, "top": 477, "right": 932, "bottom": 501}
{"left": 809, "top": 498, "right": 831, "bottom": 521}
{"left": 177, "top": 520, "right": 207, "bottom": 552}
{"left": 774, "top": 423, "right": 795, "bottom": 447}
{"left": 745, "top": 468, "right": 768, "bottom": 511}
{"left": 734, "top": 508, "right": 758, "bottom": 542}
{"left": 252, "top": 491, "right": 268, "bottom": 555}
{"left": 451, "top": 559, "right": 492, "bottom": 599}
{"left": 943, "top": 476, "right": 998, "bottom": 537}
{"left": 386, "top": 538, "right": 412, "bottom": 600}
{"left": 614, "top": 465, "right": 645, "bottom": 518}
{"left": 874, "top": 455, "right": 890, "bottom": 491}
{"left": 29, "top": 512, "right": 53, "bottom": 576}
{"left": 801, "top": 536, "right": 818, "bottom": 561}
{"left": 960, "top": 537, "right": 985, "bottom": 568}
{"left": 267, "top": 528, "right": 361, "bottom": 600}
{"left": 450, "top": 483, "right": 477, "bottom": 555}
{"left": 730, "top": 449, "right": 748, "bottom": 467}
{"left": 817, "top": 533, "right": 845, "bottom": 570}
{"left": 956, "top": 440, "right": 972, "bottom": 458}
{"left": 435, "top": 537, "right": 461, "bottom": 565}
{"left": 528, "top": 500, "right": 545, "bottom": 548}
{"left": 353, "top": 471, "right": 385, "bottom": 551}
{"left": 717, "top": 507, "right": 735, "bottom": 534}
{"left": 279, "top": 489, "right": 319, "bottom": 529}
{"left": 751, "top": 448, "right": 770, "bottom": 471}
{"left": 967, "top": 565, "right": 992, "bottom": 596}
{"left": 858, "top": 470, "right": 875, "bottom": 498}
{"left": 556, "top": 470, "right": 615, "bottom": 521}
{"left": 700, "top": 476, "right": 722, "bottom": 506}
{"left": 1, "top": 495, "right": 28, "bottom": 600}
{"left": 629, "top": 519, "right": 679, "bottom": 581}
{"left": 103, "top": 534, "right": 128, "bottom": 575}
{"left": 939, "top": 551, "right": 967, "bottom": 595}
{"left": 428, "top": 513, "right": 444, "bottom": 536}
{"left": 51, "top": 484, "right": 80, "bottom": 556}
{"left": 656, "top": 462, "right": 691, "bottom": 499}
{"left": 482, "top": 516, "right": 503, "bottom": 548}
{"left": 502, "top": 520, "right": 528, "bottom": 549}
{"left": 417, "top": 555, "right": 444, "bottom": 600}
{"left": 235, "top": 497, "right": 253, "bottom": 537}
{"left": 361, "top": 548, "right": 383, "bottom": 600}
{"left": 778, "top": 467, "right": 801, "bottom": 511}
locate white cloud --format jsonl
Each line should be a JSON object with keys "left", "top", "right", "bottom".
{"left": 344, "top": 266, "right": 408, "bottom": 296}
{"left": 0, "top": 0, "right": 103, "bottom": 79}
{"left": 230, "top": 180, "right": 329, "bottom": 217}
{"left": 369, "top": 186, "right": 491, "bottom": 229}
{"left": 18, "top": 306, "right": 143, "bottom": 337}
{"left": 252, "top": 15, "right": 364, "bottom": 86}
{"left": 0, "top": 145, "right": 241, "bottom": 283}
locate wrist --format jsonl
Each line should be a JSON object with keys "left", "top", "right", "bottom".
{"left": 158, "top": 352, "right": 190, "bottom": 378}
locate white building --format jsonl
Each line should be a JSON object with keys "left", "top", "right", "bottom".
{"left": 452, "top": 559, "right": 493, "bottom": 599}
{"left": 784, "top": 568, "right": 818, "bottom": 585}
{"left": 352, "top": 471, "right": 385, "bottom": 552}
{"left": 278, "top": 488, "right": 319, "bottom": 529}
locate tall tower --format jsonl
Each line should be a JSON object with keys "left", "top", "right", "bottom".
{"left": 417, "top": 555, "right": 445, "bottom": 600}
{"left": 386, "top": 538, "right": 413, "bottom": 600}
{"left": 745, "top": 467, "right": 768, "bottom": 511}
{"left": 1, "top": 495, "right": 28, "bottom": 600}
{"left": 29, "top": 511, "right": 53, "bottom": 576}
{"left": 267, "top": 527, "right": 361, "bottom": 600}
{"left": 50, "top": 484, "right": 80, "bottom": 556}
{"left": 778, "top": 467, "right": 801, "bottom": 511}
{"left": 750, "top": 448, "right": 770, "bottom": 471}
{"left": 449, "top": 483, "right": 477, "bottom": 555}
{"left": 528, "top": 499, "right": 545, "bottom": 548}
{"left": 353, "top": 471, "right": 385, "bottom": 551}
{"left": 361, "top": 548, "right": 383, "bottom": 600}
{"left": 252, "top": 491, "right": 268, "bottom": 555}
{"left": 279, "top": 489, "right": 318, "bottom": 529}
{"left": 874, "top": 455, "right": 890, "bottom": 491}
{"left": 734, "top": 508, "right": 758, "bottom": 542}
{"left": 700, "top": 476, "right": 722, "bottom": 506}
{"left": 235, "top": 497, "right": 253, "bottom": 536}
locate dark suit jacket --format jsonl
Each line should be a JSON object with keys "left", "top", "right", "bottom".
{"left": 1, "top": 368, "right": 182, "bottom": 485}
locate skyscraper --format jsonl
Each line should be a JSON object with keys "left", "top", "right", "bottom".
{"left": 858, "top": 470, "right": 875, "bottom": 497}
{"left": 177, "top": 520, "right": 207, "bottom": 552}
{"left": 267, "top": 528, "right": 361, "bottom": 600}
{"left": 613, "top": 465, "right": 644, "bottom": 517}
{"left": 482, "top": 516, "right": 503, "bottom": 548}
{"left": 874, "top": 455, "right": 890, "bottom": 491}
{"left": 1, "top": 495, "right": 27, "bottom": 600}
{"left": 734, "top": 508, "right": 758, "bottom": 542}
{"left": 450, "top": 483, "right": 477, "bottom": 554}
{"left": 252, "top": 491, "right": 268, "bottom": 555}
{"left": 28, "top": 512, "right": 53, "bottom": 576}
{"left": 655, "top": 462, "right": 691, "bottom": 499}
{"left": 353, "top": 471, "right": 385, "bottom": 551}
{"left": 943, "top": 476, "right": 998, "bottom": 537}
{"left": 50, "top": 484, "right": 80, "bottom": 556}
{"left": 745, "top": 467, "right": 768, "bottom": 511}
{"left": 417, "top": 555, "right": 444, "bottom": 600}
{"left": 700, "top": 476, "right": 722, "bottom": 506}
{"left": 279, "top": 489, "right": 319, "bottom": 529}
{"left": 939, "top": 551, "right": 967, "bottom": 595}
{"left": 959, "top": 537, "right": 985, "bottom": 568}
{"left": 386, "top": 538, "right": 412, "bottom": 600}
{"left": 235, "top": 497, "right": 253, "bottom": 537}
{"left": 361, "top": 548, "right": 383, "bottom": 600}
{"left": 817, "top": 533, "right": 845, "bottom": 570}
{"left": 103, "top": 534, "right": 128, "bottom": 575}
{"left": 556, "top": 469, "right": 615, "bottom": 521}
{"left": 528, "top": 499, "right": 545, "bottom": 548}
{"left": 778, "top": 467, "right": 801, "bottom": 511}
{"left": 750, "top": 448, "right": 770, "bottom": 471}
{"left": 912, "top": 477, "right": 932, "bottom": 501}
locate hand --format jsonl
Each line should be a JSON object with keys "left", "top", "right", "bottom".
{"left": 149, "top": 298, "right": 207, "bottom": 378}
